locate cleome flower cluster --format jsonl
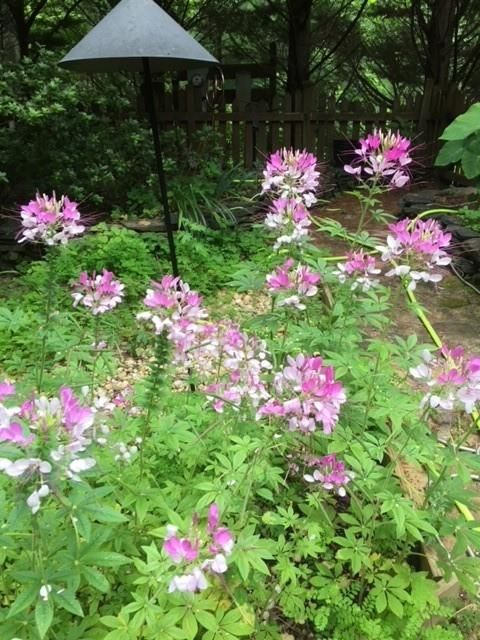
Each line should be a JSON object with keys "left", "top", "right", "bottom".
{"left": 18, "top": 192, "right": 84, "bottom": 245}
{"left": 163, "top": 504, "right": 234, "bottom": 593}
{"left": 258, "top": 355, "right": 346, "bottom": 434}
{"left": 410, "top": 345, "right": 480, "bottom": 413}
{"left": 262, "top": 148, "right": 319, "bottom": 207}
{"left": 344, "top": 128, "right": 413, "bottom": 189}
{"left": 333, "top": 250, "right": 381, "bottom": 292}
{"left": 304, "top": 454, "right": 353, "bottom": 497}
{"left": 266, "top": 258, "right": 321, "bottom": 310}
{"left": 0, "top": 384, "right": 98, "bottom": 513}
{"left": 72, "top": 269, "right": 125, "bottom": 315}
{"left": 377, "top": 218, "right": 452, "bottom": 290}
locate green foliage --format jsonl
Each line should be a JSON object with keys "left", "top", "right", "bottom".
{"left": 0, "top": 50, "right": 155, "bottom": 209}
{"left": 452, "top": 207, "right": 480, "bottom": 233}
{"left": 1, "top": 179, "right": 478, "bottom": 639}
{"left": 435, "top": 103, "right": 480, "bottom": 181}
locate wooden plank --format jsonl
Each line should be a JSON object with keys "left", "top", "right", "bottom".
{"left": 235, "top": 72, "right": 252, "bottom": 167}
{"left": 303, "top": 86, "right": 316, "bottom": 153}
{"left": 269, "top": 94, "right": 280, "bottom": 153}
{"left": 283, "top": 93, "right": 292, "bottom": 148}
{"left": 155, "top": 111, "right": 418, "bottom": 123}
{"left": 294, "top": 89, "right": 303, "bottom": 148}
{"left": 255, "top": 100, "right": 269, "bottom": 162}
{"left": 351, "top": 101, "right": 361, "bottom": 140}
{"left": 217, "top": 91, "right": 228, "bottom": 165}
{"left": 316, "top": 93, "right": 327, "bottom": 161}
{"left": 324, "top": 95, "right": 336, "bottom": 162}
{"left": 177, "top": 87, "right": 188, "bottom": 147}
{"left": 245, "top": 102, "right": 255, "bottom": 168}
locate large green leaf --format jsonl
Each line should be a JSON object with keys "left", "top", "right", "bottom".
{"left": 462, "top": 149, "right": 480, "bottom": 179}
{"left": 440, "top": 103, "right": 480, "bottom": 140}
{"left": 434, "top": 138, "right": 465, "bottom": 166}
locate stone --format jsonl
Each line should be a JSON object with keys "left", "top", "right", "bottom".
{"left": 444, "top": 225, "right": 480, "bottom": 241}
{"left": 461, "top": 238, "right": 480, "bottom": 266}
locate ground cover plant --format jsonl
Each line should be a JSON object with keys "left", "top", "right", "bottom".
{"left": 1, "top": 133, "right": 480, "bottom": 640}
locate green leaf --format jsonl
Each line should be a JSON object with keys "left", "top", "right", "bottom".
{"left": 82, "top": 504, "right": 128, "bottom": 523}
{"left": 387, "top": 593, "right": 404, "bottom": 618}
{"left": 462, "top": 149, "right": 480, "bottom": 179}
{"left": 440, "top": 103, "right": 480, "bottom": 140}
{"left": 82, "top": 551, "right": 131, "bottom": 567}
{"left": 196, "top": 610, "right": 218, "bottom": 631}
{"left": 7, "top": 583, "right": 39, "bottom": 618}
{"left": 375, "top": 590, "right": 387, "bottom": 613}
{"left": 182, "top": 610, "right": 198, "bottom": 640}
{"left": 35, "top": 598, "right": 54, "bottom": 639}
{"left": 82, "top": 566, "right": 110, "bottom": 593}
{"left": 54, "top": 589, "right": 84, "bottom": 617}
{"left": 435, "top": 139, "right": 465, "bottom": 166}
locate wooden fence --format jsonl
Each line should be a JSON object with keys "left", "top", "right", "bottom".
{"left": 150, "top": 73, "right": 422, "bottom": 169}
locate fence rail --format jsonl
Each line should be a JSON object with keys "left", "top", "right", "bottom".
{"left": 151, "top": 81, "right": 423, "bottom": 168}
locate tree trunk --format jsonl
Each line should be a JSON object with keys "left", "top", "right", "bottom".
{"left": 5, "top": 0, "right": 30, "bottom": 58}
{"left": 286, "top": 0, "right": 313, "bottom": 94}
{"left": 417, "top": 0, "right": 457, "bottom": 147}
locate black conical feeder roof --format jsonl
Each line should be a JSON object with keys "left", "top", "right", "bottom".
{"left": 59, "top": 0, "right": 219, "bottom": 73}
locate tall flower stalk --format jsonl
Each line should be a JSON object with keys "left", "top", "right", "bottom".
{"left": 18, "top": 193, "right": 85, "bottom": 392}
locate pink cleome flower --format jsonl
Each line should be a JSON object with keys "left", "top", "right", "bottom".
{"left": 18, "top": 193, "right": 84, "bottom": 245}
{"left": 137, "top": 275, "right": 207, "bottom": 341}
{"left": 266, "top": 259, "right": 321, "bottom": 309}
{"left": 333, "top": 250, "right": 381, "bottom": 292}
{"left": 377, "top": 218, "right": 451, "bottom": 290}
{"left": 72, "top": 269, "right": 125, "bottom": 315}
{"left": 264, "top": 198, "right": 312, "bottom": 251}
{"left": 262, "top": 148, "right": 320, "bottom": 207}
{"left": 137, "top": 276, "right": 272, "bottom": 413}
{"left": 344, "top": 129, "right": 412, "bottom": 189}
{"left": 304, "top": 454, "right": 353, "bottom": 497}
{"left": 163, "top": 503, "right": 234, "bottom": 593}
{"left": 0, "top": 386, "right": 99, "bottom": 513}
{"left": 258, "top": 354, "right": 346, "bottom": 434}
{"left": 410, "top": 345, "right": 480, "bottom": 413}
{"left": 203, "top": 324, "right": 272, "bottom": 413}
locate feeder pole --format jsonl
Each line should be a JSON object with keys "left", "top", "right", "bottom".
{"left": 142, "top": 57, "right": 179, "bottom": 277}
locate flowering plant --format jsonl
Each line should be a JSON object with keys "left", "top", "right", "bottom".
{"left": 344, "top": 129, "right": 412, "bottom": 189}
{"left": 163, "top": 503, "right": 234, "bottom": 593}
{"left": 0, "top": 384, "right": 98, "bottom": 513}
{"left": 18, "top": 192, "right": 84, "bottom": 245}
{"left": 258, "top": 354, "right": 346, "bottom": 434}
{"left": 72, "top": 269, "right": 125, "bottom": 315}
{"left": 304, "top": 454, "right": 353, "bottom": 497}
{"left": 262, "top": 148, "right": 320, "bottom": 206}
{"left": 264, "top": 197, "right": 312, "bottom": 250}
{"left": 377, "top": 218, "right": 452, "bottom": 289}
{"left": 266, "top": 259, "right": 321, "bottom": 310}
{"left": 333, "top": 249, "right": 381, "bottom": 292}
{"left": 410, "top": 345, "right": 480, "bottom": 412}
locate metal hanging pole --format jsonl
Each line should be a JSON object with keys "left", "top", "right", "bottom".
{"left": 142, "top": 57, "right": 179, "bottom": 277}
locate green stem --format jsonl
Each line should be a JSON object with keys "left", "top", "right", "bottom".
{"left": 138, "top": 335, "right": 169, "bottom": 480}
{"left": 37, "top": 253, "right": 56, "bottom": 393}
{"left": 90, "top": 315, "right": 101, "bottom": 401}
{"left": 362, "top": 350, "right": 381, "bottom": 431}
